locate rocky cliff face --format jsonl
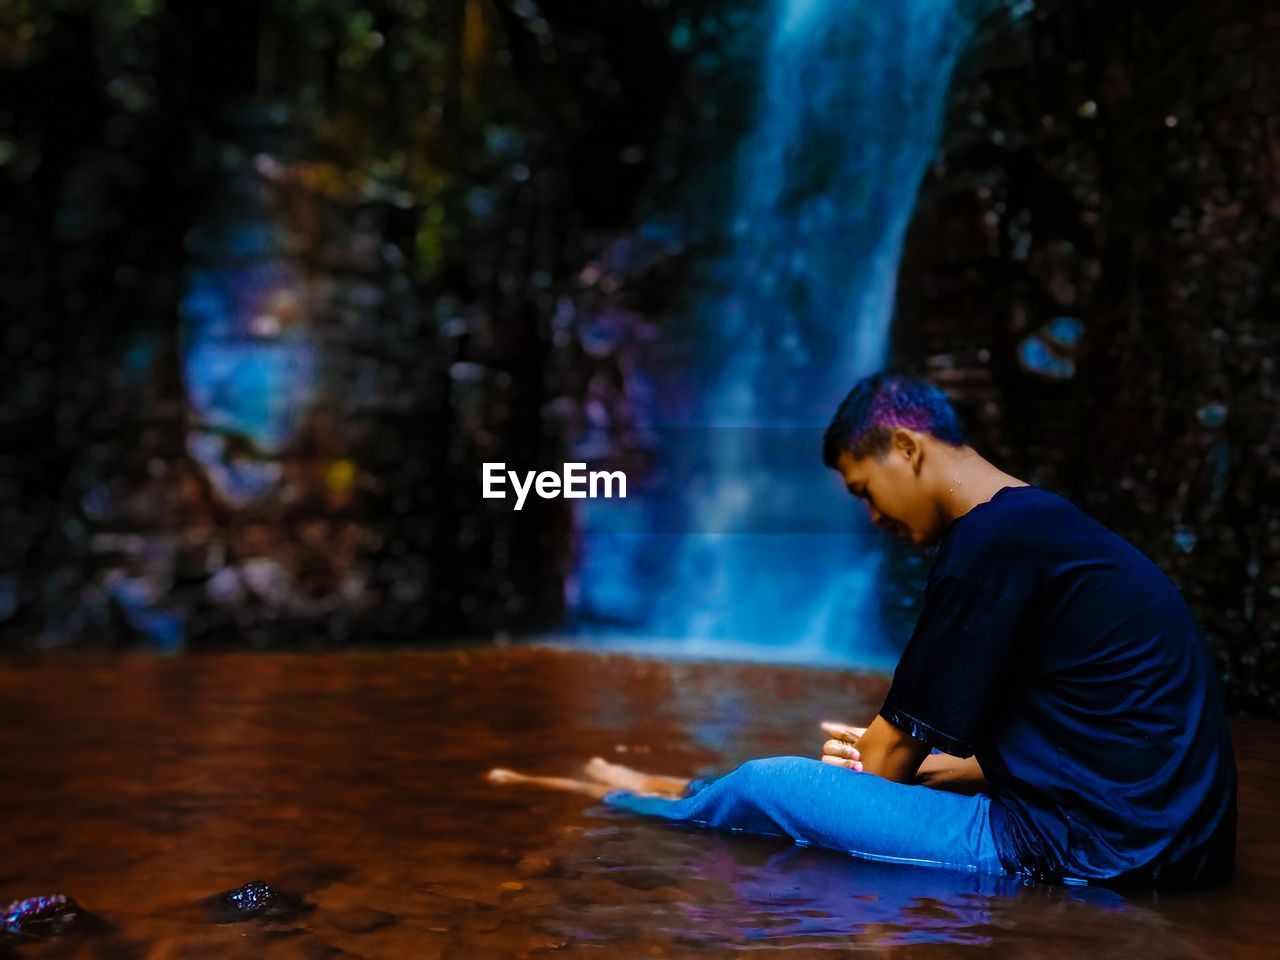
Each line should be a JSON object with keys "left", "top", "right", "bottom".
{"left": 894, "top": 0, "right": 1280, "bottom": 711}
{"left": 0, "top": 1, "right": 705, "bottom": 649}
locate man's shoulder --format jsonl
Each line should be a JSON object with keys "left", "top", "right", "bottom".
{"left": 939, "top": 484, "right": 1174, "bottom": 598}
{"left": 943, "top": 486, "right": 1075, "bottom": 552}
{"left": 934, "top": 486, "right": 1098, "bottom": 582}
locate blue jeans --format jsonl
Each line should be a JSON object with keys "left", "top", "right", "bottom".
{"left": 604, "top": 755, "right": 1006, "bottom": 874}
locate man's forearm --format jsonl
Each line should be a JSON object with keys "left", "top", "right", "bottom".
{"left": 853, "top": 715, "right": 931, "bottom": 783}
{"left": 913, "top": 753, "right": 987, "bottom": 794}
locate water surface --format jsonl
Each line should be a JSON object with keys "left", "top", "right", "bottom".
{"left": 0, "top": 648, "right": 1271, "bottom": 958}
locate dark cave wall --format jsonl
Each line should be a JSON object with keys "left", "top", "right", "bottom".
{"left": 894, "top": 0, "right": 1280, "bottom": 711}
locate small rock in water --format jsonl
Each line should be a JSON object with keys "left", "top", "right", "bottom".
{"left": 515, "top": 854, "right": 557, "bottom": 878}
{"left": 203, "top": 881, "right": 309, "bottom": 924}
{"left": 3, "top": 894, "right": 96, "bottom": 937}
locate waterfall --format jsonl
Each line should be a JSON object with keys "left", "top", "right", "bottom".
{"left": 570, "top": 0, "right": 987, "bottom": 666}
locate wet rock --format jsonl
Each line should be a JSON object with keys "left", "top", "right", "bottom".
{"left": 2, "top": 894, "right": 99, "bottom": 938}
{"left": 202, "top": 881, "right": 311, "bottom": 924}
{"left": 1016, "top": 317, "right": 1082, "bottom": 381}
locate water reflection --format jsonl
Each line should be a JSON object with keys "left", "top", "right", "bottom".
{"left": 546, "top": 818, "right": 1205, "bottom": 955}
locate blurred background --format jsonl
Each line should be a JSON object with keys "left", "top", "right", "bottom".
{"left": 1, "top": 0, "right": 1276, "bottom": 712}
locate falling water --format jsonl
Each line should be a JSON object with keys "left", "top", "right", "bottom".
{"left": 570, "top": 0, "right": 990, "bottom": 666}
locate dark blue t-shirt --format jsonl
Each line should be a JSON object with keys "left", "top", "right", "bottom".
{"left": 880, "top": 485, "right": 1236, "bottom": 887}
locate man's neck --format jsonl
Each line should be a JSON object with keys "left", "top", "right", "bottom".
{"left": 936, "top": 446, "right": 1029, "bottom": 526}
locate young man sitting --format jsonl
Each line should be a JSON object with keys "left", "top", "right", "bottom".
{"left": 489, "top": 373, "right": 1237, "bottom": 888}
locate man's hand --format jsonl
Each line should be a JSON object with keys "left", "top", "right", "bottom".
{"left": 823, "top": 716, "right": 932, "bottom": 783}
{"left": 819, "top": 721, "right": 867, "bottom": 772}
{"left": 821, "top": 718, "right": 986, "bottom": 789}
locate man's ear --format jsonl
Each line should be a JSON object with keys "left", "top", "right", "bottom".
{"left": 891, "top": 428, "right": 924, "bottom": 475}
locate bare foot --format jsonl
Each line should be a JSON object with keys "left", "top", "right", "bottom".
{"left": 485, "top": 767, "right": 611, "bottom": 799}
{"left": 583, "top": 757, "right": 690, "bottom": 798}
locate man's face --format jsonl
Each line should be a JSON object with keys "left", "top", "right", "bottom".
{"left": 834, "top": 445, "right": 944, "bottom": 547}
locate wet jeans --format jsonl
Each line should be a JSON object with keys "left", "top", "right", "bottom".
{"left": 604, "top": 755, "right": 1006, "bottom": 874}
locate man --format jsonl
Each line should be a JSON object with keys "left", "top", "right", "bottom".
{"left": 490, "top": 372, "right": 1236, "bottom": 888}
{"left": 815, "top": 372, "right": 1236, "bottom": 886}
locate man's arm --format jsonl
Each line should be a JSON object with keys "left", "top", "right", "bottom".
{"left": 821, "top": 718, "right": 988, "bottom": 792}
{"left": 830, "top": 715, "right": 931, "bottom": 783}
{"left": 913, "top": 752, "right": 987, "bottom": 794}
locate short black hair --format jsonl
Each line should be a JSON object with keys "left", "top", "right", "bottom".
{"left": 822, "top": 372, "right": 965, "bottom": 467}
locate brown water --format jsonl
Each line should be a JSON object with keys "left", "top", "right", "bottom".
{"left": 0, "top": 647, "right": 1273, "bottom": 959}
